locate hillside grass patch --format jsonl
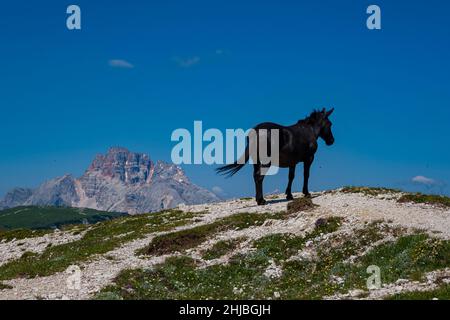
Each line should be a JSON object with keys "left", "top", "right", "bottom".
{"left": 0, "top": 210, "right": 198, "bottom": 281}
{"left": 341, "top": 186, "right": 401, "bottom": 196}
{"left": 202, "top": 238, "right": 247, "bottom": 260}
{"left": 97, "top": 216, "right": 347, "bottom": 299}
{"left": 397, "top": 193, "right": 450, "bottom": 208}
{"left": 0, "top": 206, "right": 127, "bottom": 230}
{"left": 139, "top": 211, "right": 289, "bottom": 256}
{"left": 98, "top": 219, "right": 448, "bottom": 300}
{"left": 341, "top": 234, "right": 450, "bottom": 286}
{"left": 387, "top": 284, "right": 450, "bottom": 300}
{"left": 0, "top": 228, "right": 53, "bottom": 243}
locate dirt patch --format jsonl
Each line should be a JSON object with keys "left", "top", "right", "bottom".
{"left": 147, "top": 224, "right": 218, "bottom": 255}
{"left": 287, "top": 197, "right": 317, "bottom": 213}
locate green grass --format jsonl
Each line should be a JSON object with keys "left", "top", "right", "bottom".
{"left": 343, "top": 234, "right": 450, "bottom": 285}
{"left": 0, "top": 228, "right": 53, "bottom": 243}
{"left": 3, "top": 199, "right": 448, "bottom": 300}
{"left": 98, "top": 219, "right": 448, "bottom": 300}
{"left": 397, "top": 193, "right": 450, "bottom": 208}
{"left": 341, "top": 187, "right": 450, "bottom": 208}
{"left": 313, "top": 216, "right": 344, "bottom": 235}
{"left": 202, "top": 238, "right": 246, "bottom": 260}
{"left": 96, "top": 254, "right": 272, "bottom": 300}
{"left": 253, "top": 234, "right": 307, "bottom": 262}
{"left": 0, "top": 210, "right": 198, "bottom": 281}
{"left": 138, "top": 211, "right": 289, "bottom": 256}
{"left": 341, "top": 186, "right": 401, "bottom": 196}
{"left": 96, "top": 216, "right": 346, "bottom": 300}
{"left": 253, "top": 217, "right": 343, "bottom": 263}
{"left": 387, "top": 284, "right": 450, "bottom": 300}
{"left": 0, "top": 206, "right": 127, "bottom": 230}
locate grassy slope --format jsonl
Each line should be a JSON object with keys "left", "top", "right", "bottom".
{"left": 342, "top": 186, "right": 450, "bottom": 208}
{"left": 0, "top": 206, "right": 127, "bottom": 231}
{"left": 97, "top": 220, "right": 450, "bottom": 300}
{"left": 138, "top": 211, "right": 290, "bottom": 256}
{"left": 1, "top": 188, "right": 449, "bottom": 300}
{"left": 388, "top": 284, "right": 450, "bottom": 300}
{"left": 0, "top": 210, "right": 198, "bottom": 280}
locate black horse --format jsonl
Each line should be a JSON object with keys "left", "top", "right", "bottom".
{"left": 216, "top": 108, "right": 335, "bottom": 205}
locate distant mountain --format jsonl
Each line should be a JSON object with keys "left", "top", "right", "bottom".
{"left": 0, "top": 147, "right": 219, "bottom": 214}
{"left": 0, "top": 206, "right": 126, "bottom": 230}
{"left": 0, "top": 188, "right": 33, "bottom": 209}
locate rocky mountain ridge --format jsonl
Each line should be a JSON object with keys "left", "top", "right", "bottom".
{"left": 0, "top": 147, "right": 218, "bottom": 214}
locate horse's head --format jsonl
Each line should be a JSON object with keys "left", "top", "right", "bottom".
{"left": 316, "top": 108, "right": 335, "bottom": 146}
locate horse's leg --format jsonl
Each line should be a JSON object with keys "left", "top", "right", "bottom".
{"left": 303, "top": 156, "right": 314, "bottom": 197}
{"left": 253, "top": 164, "right": 266, "bottom": 205}
{"left": 285, "top": 165, "right": 296, "bottom": 200}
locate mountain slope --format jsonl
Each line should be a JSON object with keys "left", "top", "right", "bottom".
{"left": 0, "top": 147, "right": 219, "bottom": 214}
{"left": 0, "top": 188, "right": 449, "bottom": 300}
{"left": 0, "top": 206, "right": 126, "bottom": 230}
{"left": 0, "top": 188, "right": 33, "bottom": 209}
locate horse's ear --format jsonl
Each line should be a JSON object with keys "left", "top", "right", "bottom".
{"left": 326, "top": 108, "right": 334, "bottom": 117}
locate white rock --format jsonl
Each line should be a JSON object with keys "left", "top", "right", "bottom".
{"left": 349, "top": 289, "right": 365, "bottom": 297}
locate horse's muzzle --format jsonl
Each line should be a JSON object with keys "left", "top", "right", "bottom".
{"left": 326, "top": 138, "right": 335, "bottom": 146}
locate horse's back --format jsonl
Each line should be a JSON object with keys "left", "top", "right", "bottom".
{"left": 254, "top": 122, "right": 287, "bottom": 130}
{"left": 253, "top": 121, "right": 316, "bottom": 166}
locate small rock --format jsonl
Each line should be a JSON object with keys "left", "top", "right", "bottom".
{"left": 349, "top": 289, "right": 365, "bottom": 297}
{"left": 233, "top": 287, "right": 243, "bottom": 295}
{"left": 264, "top": 260, "right": 283, "bottom": 279}
{"left": 330, "top": 275, "right": 344, "bottom": 285}
{"left": 395, "top": 279, "right": 409, "bottom": 285}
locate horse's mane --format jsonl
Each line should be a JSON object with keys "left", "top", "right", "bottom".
{"left": 297, "top": 109, "right": 324, "bottom": 126}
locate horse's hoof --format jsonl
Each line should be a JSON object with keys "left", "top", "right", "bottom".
{"left": 257, "top": 199, "right": 267, "bottom": 206}
{"left": 286, "top": 194, "right": 294, "bottom": 201}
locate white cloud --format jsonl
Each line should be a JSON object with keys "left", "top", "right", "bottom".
{"left": 108, "top": 59, "right": 134, "bottom": 69}
{"left": 412, "top": 175, "right": 437, "bottom": 186}
{"left": 173, "top": 56, "right": 200, "bottom": 68}
{"left": 215, "top": 49, "right": 230, "bottom": 55}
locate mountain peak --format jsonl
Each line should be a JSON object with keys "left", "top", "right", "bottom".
{"left": 153, "top": 161, "right": 188, "bottom": 183}
{"left": 107, "top": 146, "right": 131, "bottom": 154}
{"left": 0, "top": 147, "right": 219, "bottom": 214}
{"left": 86, "top": 147, "right": 153, "bottom": 185}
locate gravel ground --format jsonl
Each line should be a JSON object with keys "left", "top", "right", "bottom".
{"left": 0, "top": 230, "right": 86, "bottom": 267}
{"left": 0, "top": 190, "right": 449, "bottom": 300}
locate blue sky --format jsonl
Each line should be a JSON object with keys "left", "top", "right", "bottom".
{"left": 1, "top": 0, "right": 449, "bottom": 198}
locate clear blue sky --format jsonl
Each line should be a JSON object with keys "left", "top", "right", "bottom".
{"left": 1, "top": 0, "right": 449, "bottom": 198}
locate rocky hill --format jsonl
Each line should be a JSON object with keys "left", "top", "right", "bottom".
{"left": 0, "top": 187, "right": 449, "bottom": 300}
{"left": 0, "top": 147, "right": 219, "bottom": 214}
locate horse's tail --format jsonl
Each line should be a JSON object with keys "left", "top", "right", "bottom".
{"left": 215, "top": 145, "right": 250, "bottom": 178}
